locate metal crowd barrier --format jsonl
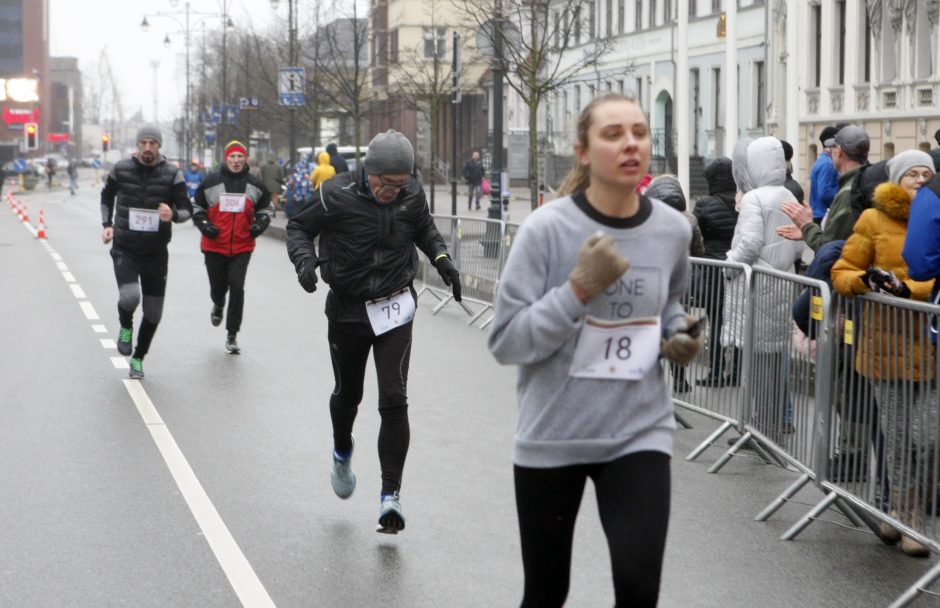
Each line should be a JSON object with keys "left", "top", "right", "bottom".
{"left": 673, "top": 257, "right": 940, "bottom": 607}
{"left": 419, "top": 214, "right": 521, "bottom": 329}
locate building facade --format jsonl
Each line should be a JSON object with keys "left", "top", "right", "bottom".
{"left": 0, "top": 0, "right": 50, "bottom": 159}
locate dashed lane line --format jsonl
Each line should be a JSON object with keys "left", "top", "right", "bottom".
{"left": 17, "top": 212, "right": 277, "bottom": 608}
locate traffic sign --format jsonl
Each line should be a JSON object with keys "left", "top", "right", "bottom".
{"left": 278, "top": 67, "right": 306, "bottom": 107}
{"left": 12, "top": 158, "right": 27, "bottom": 173}
{"left": 240, "top": 97, "right": 260, "bottom": 110}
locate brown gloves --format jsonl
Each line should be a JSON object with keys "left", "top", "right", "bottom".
{"left": 661, "top": 314, "right": 706, "bottom": 365}
{"left": 569, "top": 233, "right": 631, "bottom": 301}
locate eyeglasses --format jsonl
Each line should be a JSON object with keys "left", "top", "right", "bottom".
{"left": 902, "top": 169, "right": 934, "bottom": 181}
{"left": 375, "top": 175, "right": 413, "bottom": 193}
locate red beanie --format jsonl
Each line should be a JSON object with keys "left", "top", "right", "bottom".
{"left": 224, "top": 140, "right": 247, "bottom": 160}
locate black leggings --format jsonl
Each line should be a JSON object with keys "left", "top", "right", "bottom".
{"left": 327, "top": 320, "right": 412, "bottom": 495}
{"left": 204, "top": 251, "right": 251, "bottom": 334}
{"left": 514, "top": 451, "right": 671, "bottom": 608}
{"left": 111, "top": 247, "right": 168, "bottom": 360}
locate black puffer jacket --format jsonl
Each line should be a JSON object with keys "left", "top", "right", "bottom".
{"left": 692, "top": 158, "right": 739, "bottom": 260}
{"left": 100, "top": 155, "right": 192, "bottom": 254}
{"left": 286, "top": 170, "right": 449, "bottom": 313}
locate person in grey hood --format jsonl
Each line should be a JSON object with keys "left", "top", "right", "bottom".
{"left": 488, "top": 94, "right": 704, "bottom": 607}
{"left": 692, "top": 158, "right": 740, "bottom": 385}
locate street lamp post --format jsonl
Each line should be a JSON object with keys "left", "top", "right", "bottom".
{"left": 142, "top": 0, "right": 231, "bottom": 163}
{"left": 271, "top": 0, "right": 298, "bottom": 166}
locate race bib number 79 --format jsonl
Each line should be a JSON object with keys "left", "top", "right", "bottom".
{"left": 365, "top": 288, "right": 416, "bottom": 335}
{"left": 569, "top": 316, "right": 661, "bottom": 380}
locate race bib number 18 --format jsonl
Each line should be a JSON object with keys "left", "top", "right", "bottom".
{"left": 569, "top": 316, "right": 661, "bottom": 380}
{"left": 366, "top": 288, "right": 417, "bottom": 336}
{"left": 128, "top": 208, "right": 160, "bottom": 232}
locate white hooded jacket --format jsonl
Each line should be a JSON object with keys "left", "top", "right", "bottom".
{"left": 721, "top": 137, "right": 805, "bottom": 352}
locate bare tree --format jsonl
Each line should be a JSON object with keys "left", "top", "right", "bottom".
{"left": 391, "top": 0, "right": 473, "bottom": 211}
{"left": 457, "top": 0, "right": 617, "bottom": 208}
{"left": 312, "top": 1, "right": 375, "bottom": 160}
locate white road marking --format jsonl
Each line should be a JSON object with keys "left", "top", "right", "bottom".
{"left": 110, "top": 357, "right": 128, "bottom": 369}
{"left": 62, "top": 271, "right": 75, "bottom": 282}
{"left": 56, "top": 262, "right": 68, "bottom": 271}
{"left": 122, "top": 380, "right": 276, "bottom": 608}
{"left": 69, "top": 284, "right": 86, "bottom": 299}
{"left": 92, "top": 324, "right": 107, "bottom": 334}
{"left": 79, "top": 301, "right": 99, "bottom": 320}
{"left": 50, "top": 252, "right": 61, "bottom": 261}
{"left": 100, "top": 339, "right": 116, "bottom": 349}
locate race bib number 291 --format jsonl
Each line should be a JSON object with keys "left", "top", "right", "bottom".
{"left": 569, "top": 316, "right": 661, "bottom": 380}
{"left": 128, "top": 208, "right": 160, "bottom": 232}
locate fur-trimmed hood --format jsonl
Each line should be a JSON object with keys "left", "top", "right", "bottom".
{"left": 872, "top": 181, "right": 913, "bottom": 222}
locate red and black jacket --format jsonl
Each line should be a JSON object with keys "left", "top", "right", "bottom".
{"left": 193, "top": 165, "right": 271, "bottom": 256}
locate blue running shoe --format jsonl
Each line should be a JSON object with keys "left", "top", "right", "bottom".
{"left": 376, "top": 492, "right": 405, "bottom": 534}
{"left": 330, "top": 442, "right": 356, "bottom": 499}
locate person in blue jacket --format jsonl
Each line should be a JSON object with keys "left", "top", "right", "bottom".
{"left": 808, "top": 125, "right": 843, "bottom": 224}
{"left": 902, "top": 172, "right": 940, "bottom": 342}
{"left": 184, "top": 161, "right": 203, "bottom": 199}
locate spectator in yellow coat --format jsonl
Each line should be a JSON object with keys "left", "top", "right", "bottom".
{"left": 311, "top": 151, "right": 337, "bottom": 190}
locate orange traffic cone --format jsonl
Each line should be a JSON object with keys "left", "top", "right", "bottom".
{"left": 21, "top": 203, "right": 28, "bottom": 223}
{"left": 37, "top": 210, "right": 46, "bottom": 239}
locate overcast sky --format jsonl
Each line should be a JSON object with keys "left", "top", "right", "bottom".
{"left": 48, "top": 0, "right": 293, "bottom": 124}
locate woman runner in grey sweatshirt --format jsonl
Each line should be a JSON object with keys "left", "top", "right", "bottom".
{"left": 488, "top": 94, "right": 704, "bottom": 607}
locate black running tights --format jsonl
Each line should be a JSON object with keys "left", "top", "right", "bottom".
{"left": 204, "top": 251, "right": 251, "bottom": 334}
{"left": 111, "top": 247, "right": 168, "bottom": 360}
{"left": 514, "top": 451, "right": 671, "bottom": 608}
{"left": 327, "top": 320, "right": 412, "bottom": 495}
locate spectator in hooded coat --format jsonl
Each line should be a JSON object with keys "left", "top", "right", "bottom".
{"left": 693, "top": 158, "right": 740, "bottom": 386}
{"left": 646, "top": 175, "right": 704, "bottom": 394}
{"left": 722, "top": 137, "right": 805, "bottom": 439}
{"left": 326, "top": 143, "right": 350, "bottom": 174}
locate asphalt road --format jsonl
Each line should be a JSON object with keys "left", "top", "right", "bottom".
{"left": 0, "top": 172, "right": 935, "bottom": 607}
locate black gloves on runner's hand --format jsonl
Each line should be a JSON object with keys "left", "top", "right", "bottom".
{"left": 249, "top": 223, "right": 264, "bottom": 238}
{"left": 194, "top": 214, "right": 220, "bottom": 238}
{"left": 435, "top": 256, "right": 462, "bottom": 302}
{"left": 298, "top": 260, "right": 318, "bottom": 293}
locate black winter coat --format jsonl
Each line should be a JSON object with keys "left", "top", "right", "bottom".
{"left": 692, "top": 192, "right": 738, "bottom": 260}
{"left": 286, "top": 170, "right": 449, "bottom": 317}
{"left": 100, "top": 155, "right": 192, "bottom": 254}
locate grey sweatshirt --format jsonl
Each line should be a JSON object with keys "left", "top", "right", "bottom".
{"left": 488, "top": 193, "right": 691, "bottom": 468}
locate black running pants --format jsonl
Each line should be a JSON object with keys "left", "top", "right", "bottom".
{"left": 327, "top": 319, "right": 412, "bottom": 496}
{"left": 204, "top": 251, "right": 251, "bottom": 334}
{"left": 514, "top": 451, "right": 671, "bottom": 608}
{"left": 111, "top": 246, "right": 168, "bottom": 359}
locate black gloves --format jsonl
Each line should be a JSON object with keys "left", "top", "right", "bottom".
{"left": 436, "top": 256, "right": 462, "bottom": 302}
{"left": 250, "top": 213, "right": 271, "bottom": 238}
{"left": 864, "top": 267, "right": 911, "bottom": 298}
{"left": 298, "top": 260, "right": 319, "bottom": 293}
{"left": 194, "top": 214, "right": 220, "bottom": 238}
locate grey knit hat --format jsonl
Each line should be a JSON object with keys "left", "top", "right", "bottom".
{"left": 136, "top": 123, "right": 163, "bottom": 146}
{"left": 363, "top": 129, "right": 414, "bottom": 175}
{"left": 887, "top": 150, "right": 934, "bottom": 184}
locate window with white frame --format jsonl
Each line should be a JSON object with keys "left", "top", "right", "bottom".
{"left": 574, "top": 6, "right": 582, "bottom": 44}
{"left": 617, "top": 0, "right": 625, "bottom": 33}
{"left": 554, "top": 11, "right": 561, "bottom": 48}
{"left": 835, "top": 0, "right": 846, "bottom": 85}
{"left": 649, "top": 0, "right": 657, "bottom": 26}
{"left": 423, "top": 27, "right": 447, "bottom": 59}
{"left": 635, "top": 0, "right": 642, "bottom": 31}
{"left": 588, "top": 0, "right": 596, "bottom": 40}
{"left": 664, "top": 0, "right": 672, "bottom": 23}
{"left": 575, "top": 84, "right": 582, "bottom": 114}
{"left": 606, "top": 0, "right": 613, "bottom": 36}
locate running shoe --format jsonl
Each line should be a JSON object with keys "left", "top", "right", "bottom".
{"left": 128, "top": 357, "right": 144, "bottom": 379}
{"left": 211, "top": 304, "right": 224, "bottom": 327}
{"left": 225, "top": 334, "right": 240, "bottom": 354}
{"left": 376, "top": 492, "right": 405, "bottom": 534}
{"left": 117, "top": 327, "right": 133, "bottom": 356}
{"left": 331, "top": 444, "right": 356, "bottom": 499}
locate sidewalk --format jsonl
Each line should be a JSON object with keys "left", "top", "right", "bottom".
{"left": 265, "top": 183, "right": 546, "bottom": 241}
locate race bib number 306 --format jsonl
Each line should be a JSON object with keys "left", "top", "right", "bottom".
{"left": 569, "top": 316, "right": 661, "bottom": 380}
{"left": 366, "top": 288, "right": 416, "bottom": 335}
{"left": 128, "top": 208, "right": 160, "bottom": 232}
{"left": 219, "top": 193, "right": 247, "bottom": 213}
